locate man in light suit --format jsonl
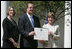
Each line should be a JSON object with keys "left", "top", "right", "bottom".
{"left": 18, "top": 3, "right": 40, "bottom": 48}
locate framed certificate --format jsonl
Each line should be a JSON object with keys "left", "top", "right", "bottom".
{"left": 34, "top": 28, "right": 49, "bottom": 40}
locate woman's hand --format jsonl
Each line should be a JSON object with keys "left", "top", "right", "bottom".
{"left": 13, "top": 42, "right": 18, "bottom": 48}
{"left": 9, "top": 38, "right": 18, "bottom": 48}
{"left": 49, "top": 31, "right": 53, "bottom": 37}
{"left": 39, "top": 40, "right": 44, "bottom": 44}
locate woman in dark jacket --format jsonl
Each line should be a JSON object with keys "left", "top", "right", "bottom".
{"left": 2, "top": 6, "right": 19, "bottom": 48}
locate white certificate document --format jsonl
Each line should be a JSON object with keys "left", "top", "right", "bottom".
{"left": 34, "top": 28, "right": 49, "bottom": 40}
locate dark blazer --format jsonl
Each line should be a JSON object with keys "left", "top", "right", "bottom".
{"left": 18, "top": 13, "right": 40, "bottom": 48}
{"left": 2, "top": 17, "right": 19, "bottom": 48}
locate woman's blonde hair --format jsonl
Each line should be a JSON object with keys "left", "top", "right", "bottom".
{"left": 47, "top": 12, "right": 55, "bottom": 19}
{"left": 6, "top": 6, "right": 15, "bottom": 16}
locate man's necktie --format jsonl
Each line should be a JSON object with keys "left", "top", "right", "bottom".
{"left": 30, "top": 16, "right": 34, "bottom": 28}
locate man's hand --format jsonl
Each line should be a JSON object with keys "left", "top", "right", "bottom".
{"left": 29, "top": 31, "right": 35, "bottom": 36}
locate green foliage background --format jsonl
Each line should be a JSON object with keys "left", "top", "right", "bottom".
{"left": 9, "top": 1, "right": 65, "bottom": 25}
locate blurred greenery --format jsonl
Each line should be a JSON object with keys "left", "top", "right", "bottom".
{"left": 9, "top": 1, "right": 65, "bottom": 25}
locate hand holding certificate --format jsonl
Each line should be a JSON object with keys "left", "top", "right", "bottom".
{"left": 34, "top": 28, "right": 49, "bottom": 40}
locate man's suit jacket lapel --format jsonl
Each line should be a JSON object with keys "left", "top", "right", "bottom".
{"left": 25, "top": 13, "right": 34, "bottom": 28}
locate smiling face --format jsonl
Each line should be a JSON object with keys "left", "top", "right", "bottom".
{"left": 48, "top": 16, "right": 54, "bottom": 24}
{"left": 7, "top": 6, "right": 15, "bottom": 17}
{"left": 27, "top": 3, "right": 34, "bottom": 15}
{"left": 47, "top": 12, "right": 55, "bottom": 25}
{"left": 9, "top": 8, "right": 14, "bottom": 17}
